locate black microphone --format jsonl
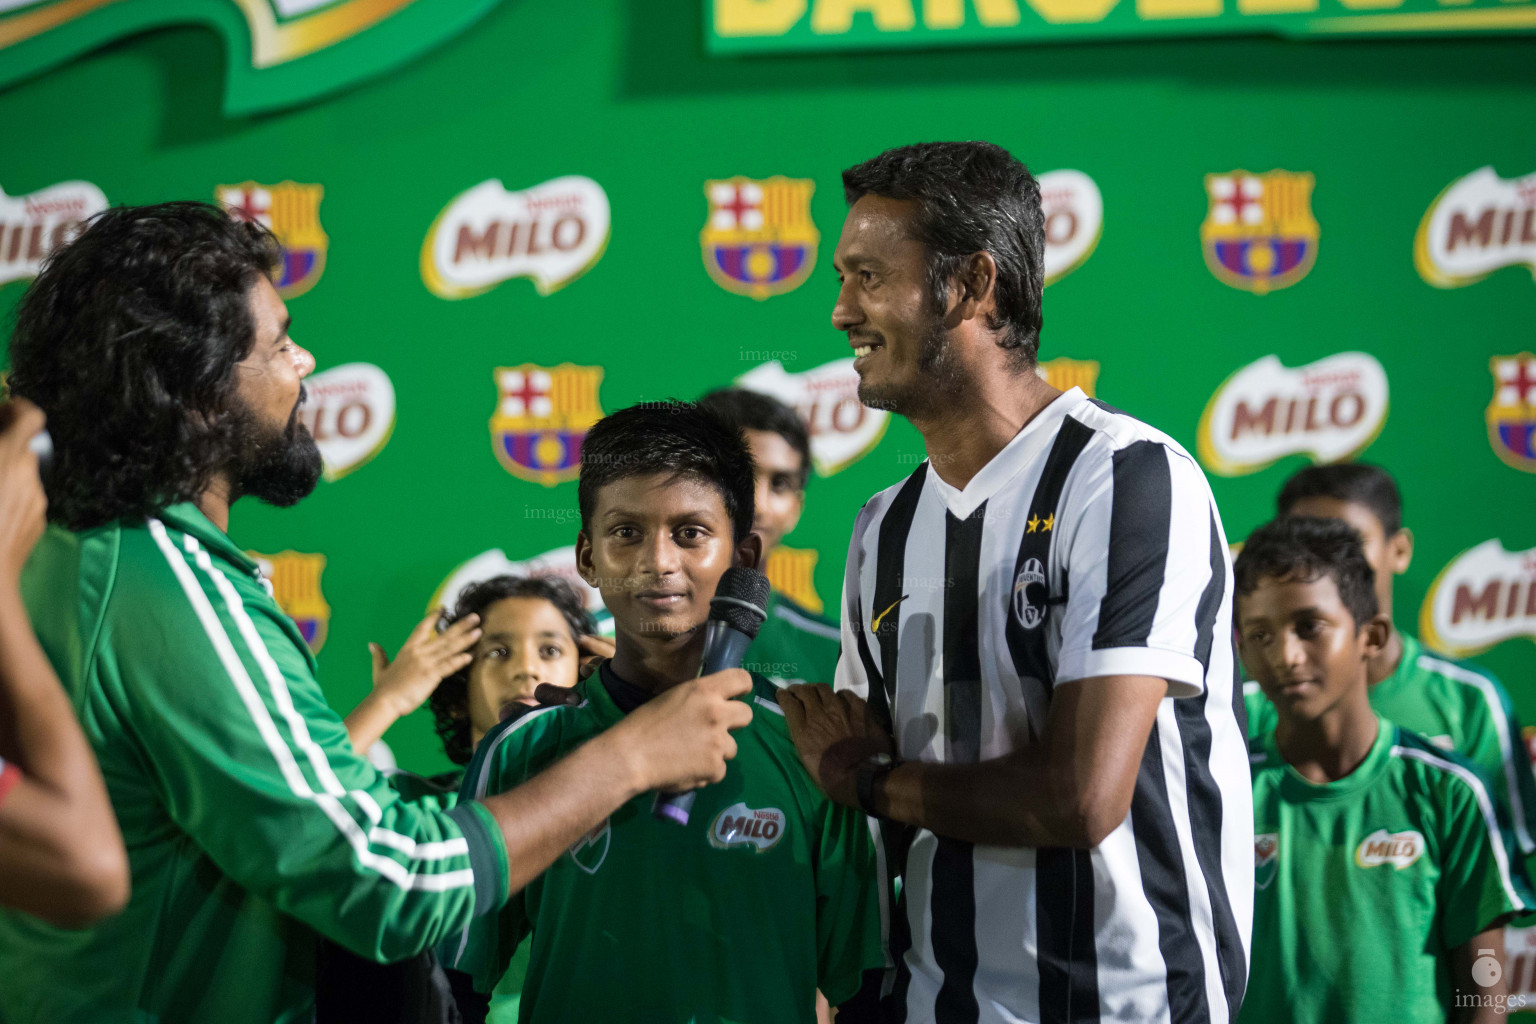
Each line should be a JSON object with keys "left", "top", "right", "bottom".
{"left": 652, "top": 566, "right": 771, "bottom": 826}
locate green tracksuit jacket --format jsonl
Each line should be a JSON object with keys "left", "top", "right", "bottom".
{"left": 0, "top": 504, "right": 508, "bottom": 1023}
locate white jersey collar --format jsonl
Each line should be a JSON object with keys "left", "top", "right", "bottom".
{"left": 924, "top": 386, "right": 1089, "bottom": 520}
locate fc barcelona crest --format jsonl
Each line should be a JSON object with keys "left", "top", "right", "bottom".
{"left": 701, "top": 176, "right": 818, "bottom": 300}
{"left": 249, "top": 551, "right": 331, "bottom": 653}
{"left": 1488, "top": 353, "right": 1536, "bottom": 472}
{"left": 217, "top": 181, "right": 328, "bottom": 299}
{"left": 766, "top": 546, "right": 823, "bottom": 615}
{"left": 1200, "top": 171, "right": 1319, "bottom": 295}
{"left": 490, "top": 363, "right": 605, "bottom": 487}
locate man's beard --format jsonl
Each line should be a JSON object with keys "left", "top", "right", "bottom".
{"left": 855, "top": 310, "right": 971, "bottom": 421}
{"left": 226, "top": 391, "right": 323, "bottom": 508}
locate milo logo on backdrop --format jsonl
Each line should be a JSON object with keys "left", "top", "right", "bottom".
{"left": 1421, "top": 540, "right": 1536, "bottom": 658}
{"left": 431, "top": 545, "right": 611, "bottom": 633}
{"left": 736, "top": 357, "right": 889, "bottom": 476}
{"left": 1197, "top": 352, "right": 1389, "bottom": 477}
{"left": 421, "top": 176, "right": 611, "bottom": 299}
{"left": 300, "top": 363, "right": 396, "bottom": 481}
{"left": 0, "top": 180, "right": 107, "bottom": 287}
{"left": 1038, "top": 170, "right": 1103, "bottom": 287}
{"left": 1415, "top": 167, "right": 1536, "bottom": 289}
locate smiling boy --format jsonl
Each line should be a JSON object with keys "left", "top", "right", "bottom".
{"left": 443, "top": 401, "right": 882, "bottom": 1024}
{"left": 1236, "top": 517, "right": 1528, "bottom": 1023}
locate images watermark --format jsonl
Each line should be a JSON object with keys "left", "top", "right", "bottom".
{"left": 739, "top": 347, "right": 800, "bottom": 363}
{"left": 1455, "top": 949, "right": 1530, "bottom": 1015}
{"left": 523, "top": 506, "right": 582, "bottom": 525}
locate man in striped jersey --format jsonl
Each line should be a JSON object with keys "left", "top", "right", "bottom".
{"left": 1245, "top": 463, "right": 1536, "bottom": 869}
{"left": 0, "top": 203, "right": 752, "bottom": 1023}
{"left": 780, "top": 142, "right": 1253, "bottom": 1024}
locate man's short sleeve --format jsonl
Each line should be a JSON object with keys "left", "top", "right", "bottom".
{"left": 1436, "top": 755, "right": 1532, "bottom": 949}
{"left": 1054, "top": 441, "right": 1226, "bottom": 697}
{"left": 813, "top": 798, "right": 885, "bottom": 1005}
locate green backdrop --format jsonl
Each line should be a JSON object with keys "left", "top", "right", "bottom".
{"left": 0, "top": 1, "right": 1532, "bottom": 788}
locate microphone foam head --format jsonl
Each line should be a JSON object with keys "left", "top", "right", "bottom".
{"left": 710, "top": 567, "right": 771, "bottom": 639}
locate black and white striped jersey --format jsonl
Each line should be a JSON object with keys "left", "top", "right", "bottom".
{"left": 835, "top": 387, "right": 1253, "bottom": 1024}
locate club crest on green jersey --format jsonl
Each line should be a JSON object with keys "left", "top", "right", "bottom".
{"left": 1255, "top": 833, "right": 1278, "bottom": 890}
{"left": 709, "top": 803, "right": 786, "bottom": 852}
{"left": 1355, "top": 829, "right": 1425, "bottom": 870}
{"left": 568, "top": 819, "right": 610, "bottom": 874}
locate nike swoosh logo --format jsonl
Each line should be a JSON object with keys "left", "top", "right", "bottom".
{"left": 870, "top": 595, "right": 908, "bottom": 634}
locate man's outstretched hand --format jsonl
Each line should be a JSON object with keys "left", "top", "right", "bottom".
{"left": 779, "top": 685, "right": 893, "bottom": 808}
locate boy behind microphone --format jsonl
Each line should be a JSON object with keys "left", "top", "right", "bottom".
{"left": 441, "top": 401, "right": 881, "bottom": 1024}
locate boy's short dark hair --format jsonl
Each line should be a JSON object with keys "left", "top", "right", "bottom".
{"left": 697, "top": 387, "right": 811, "bottom": 489}
{"left": 1234, "top": 517, "right": 1380, "bottom": 629}
{"left": 1277, "top": 462, "right": 1403, "bottom": 537}
{"left": 577, "top": 400, "right": 755, "bottom": 544}
{"left": 428, "top": 575, "right": 596, "bottom": 766}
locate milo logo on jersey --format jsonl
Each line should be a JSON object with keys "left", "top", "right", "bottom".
{"left": 217, "top": 182, "right": 327, "bottom": 299}
{"left": 568, "top": 819, "right": 610, "bottom": 875}
{"left": 1200, "top": 170, "right": 1318, "bottom": 295}
{"left": 490, "top": 363, "right": 605, "bottom": 486}
{"left": 736, "top": 357, "right": 889, "bottom": 476}
{"left": 709, "top": 803, "right": 786, "bottom": 852}
{"left": 1354, "top": 829, "right": 1425, "bottom": 870}
{"left": 1487, "top": 353, "right": 1536, "bottom": 472}
{"left": 1036, "top": 356, "right": 1099, "bottom": 397}
{"left": 701, "top": 176, "right": 818, "bottom": 300}
{"left": 422, "top": 176, "right": 610, "bottom": 299}
{"left": 1038, "top": 170, "right": 1103, "bottom": 287}
{"left": 299, "top": 363, "right": 395, "bottom": 482}
{"left": 431, "top": 545, "right": 611, "bottom": 633}
{"left": 766, "top": 546, "right": 823, "bottom": 615}
{"left": 1421, "top": 540, "right": 1536, "bottom": 658}
{"left": 0, "top": 180, "right": 107, "bottom": 287}
{"left": 1254, "top": 833, "right": 1278, "bottom": 890}
{"left": 1415, "top": 166, "right": 1536, "bottom": 289}
{"left": 250, "top": 551, "right": 331, "bottom": 653}
{"left": 1197, "top": 352, "right": 1389, "bottom": 477}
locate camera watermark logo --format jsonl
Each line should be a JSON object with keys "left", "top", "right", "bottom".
{"left": 1454, "top": 948, "right": 1528, "bottom": 1015}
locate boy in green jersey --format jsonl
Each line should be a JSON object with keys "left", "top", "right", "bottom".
{"left": 1245, "top": 462, "right": 1536, "bottom": 861}
{"left": 698, "top": 387, "right": 842, "bottom": 688}
{"left": 1237, "top": 516, "right": 1529, "bottom": 1023}
{"left": 444, "top": 401, "right": 883, "bottom": 1024}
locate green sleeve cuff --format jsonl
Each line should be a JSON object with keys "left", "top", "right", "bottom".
{"left": 447, "top": 801, "right": 509, "bottom": 916}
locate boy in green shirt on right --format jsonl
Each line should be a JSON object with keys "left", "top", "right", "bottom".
{"left": 1246, "top": 463, "right": 1536, "bottom": 861}
{"left": 1237, "top": 516, "right": 1528, "bottom": 1023}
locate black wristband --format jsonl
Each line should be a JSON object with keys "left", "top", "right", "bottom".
{"left": 855, "top": 754, "right": 898, "bottom": 817}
